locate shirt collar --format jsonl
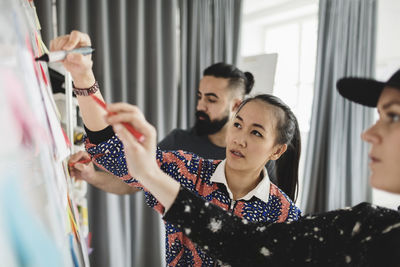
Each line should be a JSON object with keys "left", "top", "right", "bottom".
{"left": 210, "top": 159, "right": 270, "bottom": 202}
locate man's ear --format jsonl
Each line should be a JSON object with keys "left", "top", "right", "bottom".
{"left": 231, "top": 98, "right": 242, "bottom": 112}
{"left": 271, "top": 144, "right": 288, "bottom": 160}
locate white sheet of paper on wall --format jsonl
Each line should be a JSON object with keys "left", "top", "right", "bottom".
{"left": 19, "top": 49, "right": 71, "bottom": 162}
{"left": 238, "top": 53, "right": 278, "bottom": 95}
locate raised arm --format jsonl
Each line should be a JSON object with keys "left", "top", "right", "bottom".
{"left": 103, "top": 104, "right": 400, "bottom": 266}
{"left": 50, "top": 30, "right": 108, "bottom": 131}
{"left": 105, "top": 103, "right": 181, "bottom": 208}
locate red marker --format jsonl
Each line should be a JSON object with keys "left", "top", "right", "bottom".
{"left": 90, "top": 95, "right": 145, "bottom": 142}
{"left": 69, "top": 153, "right": 105, "bottom": 167}
{"left": 68, "top": 158, "right": 91, "bottom": 167}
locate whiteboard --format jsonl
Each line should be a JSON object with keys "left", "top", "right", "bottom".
{"left": 238, "top": 53, "right": 278, "bottom": 95}
{"left": 0, "top": 0, "right": 90, "bottom": 266}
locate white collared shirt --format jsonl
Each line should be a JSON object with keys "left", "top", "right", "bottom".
{"left": 210, "top": 159, "right": 270, "bottom": 202}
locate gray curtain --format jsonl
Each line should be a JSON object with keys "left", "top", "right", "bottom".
{"left": 36, "top": 0, "right": 242, "bottom": 266}
{"left": 178, "top": 0, "right": 242, "bottom": 127}
{"left": 37, "top": 0, "right": 177, "bottom": 266}
{"left": 301, "top": 0, "right": 375, "bottom": 213}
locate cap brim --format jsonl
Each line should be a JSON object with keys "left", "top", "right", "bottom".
{"left": 336, "top": 78, "right": 385, "bottom": 107}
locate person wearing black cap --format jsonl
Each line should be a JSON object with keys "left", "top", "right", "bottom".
{"left": 109, "top": 69, "right": 400, "bottom": 266}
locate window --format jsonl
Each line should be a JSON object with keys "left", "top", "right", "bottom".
{"left": 241, "top": 0, "right": 319, "bottom": 203}
{"left": 264, "top": 18, "right": 317, "bottom": 132}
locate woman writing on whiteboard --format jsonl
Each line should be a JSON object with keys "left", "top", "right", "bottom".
{"left": 55, "top": 31, "right": 302, "bottom": 266}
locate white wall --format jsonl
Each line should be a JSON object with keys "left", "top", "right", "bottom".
{"left": 376, "top": 0, "right": 400, "bottom": 75}
{"left": 372, "top": 0, "right": 400, "bottom": 209}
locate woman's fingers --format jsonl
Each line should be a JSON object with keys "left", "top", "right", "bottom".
{"left": 49, "top": 31, "right": 94, "bottom": 82}
{"left": 73, "top": 162, "right": 86, "bottom": 171}
{"left": 69, "top": 150, "right": 90, "bottom": 164}
{"left": 107, "top": 103, "right": 140, "bottom": 114}
{"left": 68, "top": 151, "right": 91, "bottom": 175}
{"left": 105, "top": 103, "right": 157, "bottom": 150}
{"left": 50, "top": 36, "right": 69, "bottom": 52}
{"left": 106, "top": 110, "right": 155, "bottom": 142}
{"left": 107, "top": 104, "right": 147, "bottom": 129}
{"left": 70, "top": 160, "right": 96, "bottom": 181}
{"left": 64, "top": 53, "right": 93, "bottom": 71}
{"left": 63, "top": 30, "right": 91, "bottom": 50}
{"left": 50, "top": 31, "right": 91, "bottom": 54}
{"left": 107, "top": 112, "right": 143, "bottom": 129}
{"left": 113, "top": 123, "right": 138, "bottom": 149}
{"left": 66, "top": 53, "right": 91, "bottom": 64}
{"left": 106, "top": 104, "right": 157, "bottom": 150}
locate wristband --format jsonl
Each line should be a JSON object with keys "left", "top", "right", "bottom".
{"left": 73, "top": 81, "right": 99, "bottom": 96}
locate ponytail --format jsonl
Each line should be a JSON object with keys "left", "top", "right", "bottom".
{"left": 275, "top": 120, "right": 301, "bottom": 202}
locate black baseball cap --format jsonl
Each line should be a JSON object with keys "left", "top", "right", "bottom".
{"left": 336, "top": 69, "right": 400, "bottom": 107}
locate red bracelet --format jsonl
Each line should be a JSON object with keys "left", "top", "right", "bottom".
{"left": 73, "top": 81, "right": 99, "bottom": 96}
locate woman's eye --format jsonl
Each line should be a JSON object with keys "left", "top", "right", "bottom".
{"left": 251, "top": 130, "right": 262, "bottom": 137}
{"left": 233, "top": 122, "right": 241, "bottom": 128}
{"left": 388, "top": 112, "right": 400, "bottom": 123}
{"left": 208, "top": 99, "right": 216, "bottom": 103}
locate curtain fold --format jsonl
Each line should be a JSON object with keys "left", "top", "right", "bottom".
{"left": 301, "top": 0, "right": 376, "bottom": 213}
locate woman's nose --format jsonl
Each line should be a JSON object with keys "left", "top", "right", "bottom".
{"left": 233, "top": 133, "right": 246, "bottom": 147}
{"left": 361, "top": 122, "right": 381, "bottom": 144}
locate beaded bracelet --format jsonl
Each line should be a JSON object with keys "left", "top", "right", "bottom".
{"left": 72, "top": 81, "right": 99, "bottom": 96}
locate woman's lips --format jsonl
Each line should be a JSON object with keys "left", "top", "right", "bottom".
{"left": 369, "top": 155, "right": 381, "bottom": 166}
{"left": 230, "top": 150, "right": 244, "bottom": 158}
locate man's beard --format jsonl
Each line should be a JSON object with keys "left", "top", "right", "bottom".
{"left": 194, "top": 110, "right": 229, "bottom": 136}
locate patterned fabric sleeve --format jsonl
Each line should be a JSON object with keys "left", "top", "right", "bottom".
{"left": 84, "top": 134, "right": 203, "bottom": 215}
{"left": 164, "top": 187, "right": 400, "bottom": 267}
{"left": 287, "top": 202, "right": 301, "bottom": 222}
{"left": 268, "top": 183, "right": 301, "bottom": 222}
{"left": 85, "top": 134, "right": 136, "bottom": 183}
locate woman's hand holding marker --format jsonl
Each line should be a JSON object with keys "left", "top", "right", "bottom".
{"left": 105, "top": 103, "right": 158, "bottom": 180}
{"left": 91, "top": 95, "right": 144, "bottom": 142}
{"left": 50, "top": 30, "right": 95, "bottom": 88}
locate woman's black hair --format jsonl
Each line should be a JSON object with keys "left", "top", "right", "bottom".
{"left": 236, "top": 94, "right": 301, "bottom": 202}
{"left": 203, "top": 62, "right": 254, "bottom": 95}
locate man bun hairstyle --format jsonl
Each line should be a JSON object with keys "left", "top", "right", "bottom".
{"left": 203, "top": 62, "right": 254, "bottom": 96}
{"left": 244, "top": 72, "right": 254, "bottom": 94}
